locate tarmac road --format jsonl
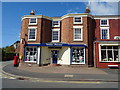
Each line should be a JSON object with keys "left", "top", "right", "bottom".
{"left": 1, "top": 60, "right": 120, "bottom": 89}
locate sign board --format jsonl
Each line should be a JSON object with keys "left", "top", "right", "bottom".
{"left": 114, "top": 36, "right": 120, "bottom": 39}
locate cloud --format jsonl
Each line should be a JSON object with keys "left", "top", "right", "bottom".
{"left": 86, "top": 0, "right": 119, "bottom": 15}
{"left": 67, "top": 7, "right": 80, "bottom": 14}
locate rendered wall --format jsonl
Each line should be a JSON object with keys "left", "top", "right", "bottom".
{"left": 41, "top": 47, "right": 51, "bottom": 65}
{"left": 58, "top": 47, "right": 70, "bottom": 65}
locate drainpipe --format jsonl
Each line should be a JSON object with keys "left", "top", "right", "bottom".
{"left": 39, "top": 16, "right": 43, "bottom": 66}
{"left": 39, "top": 46, "right": 42, "bottom": 66}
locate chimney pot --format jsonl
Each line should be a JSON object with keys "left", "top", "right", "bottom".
{"left": 30, "top": 10, "right": 35, "bottom": 15}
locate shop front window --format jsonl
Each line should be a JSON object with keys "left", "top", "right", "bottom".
{"left": 71, "top": 47, "right": 85, "bottom": 64}
{"left": 25, "top": 47, "right": 37, "bottom": 62}
{"left": 100, "top": 46, "right": 120, "bottom": 62}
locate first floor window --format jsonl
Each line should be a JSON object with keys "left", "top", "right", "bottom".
{"left": 101, "top": 29, "right": 109, "bottom": 39}
{"left": 72, "top": 47, "right": 85, "bottom": 64}
{"left": 100, "top": 46, "right": 120, "bottom": 62}
{"left": 28, "top": 28, "right": 36, "bottom": 40}
{"left": 25, "top": 47, "right": 37, "bottom": 62}
{"left": 52, "top": 29, "right": 59, "bottom": 42}
{"left": 74, "top": 28, "right": 82, "bottom": 41}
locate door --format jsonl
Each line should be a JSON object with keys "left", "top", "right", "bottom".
{"left": 51, "top": 50, "right": 58, "bottom": 64}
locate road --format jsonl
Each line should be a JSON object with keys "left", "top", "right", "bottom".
{"left": 1, "top": 60, "right": 119, "bottom": 88}
{"left": 2, "top": 78, "right": 118, "bottom": 88}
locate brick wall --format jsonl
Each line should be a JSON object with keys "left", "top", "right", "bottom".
{"left": 95, "top": 19, "right": 120, "bottom": 41}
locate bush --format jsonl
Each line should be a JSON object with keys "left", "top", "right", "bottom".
{"left": 2, "top": 53, "right": 16, "bottom": 61}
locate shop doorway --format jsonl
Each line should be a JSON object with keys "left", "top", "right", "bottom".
{"left": 51, "top": 50, "right": 59, "bottom": 64}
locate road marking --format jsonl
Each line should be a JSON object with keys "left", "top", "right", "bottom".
{"left": 0, "top": 72, "right": 16, "bottom": 79}
{"left": 64, "top": 75, "right": 74, "bottom": 78}
{"left": 30, "top": 79, "right": 101, "bottom": 84}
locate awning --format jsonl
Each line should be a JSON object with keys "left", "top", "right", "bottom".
{"left": 24, "top": 43, "right": 86, "bottom": 47}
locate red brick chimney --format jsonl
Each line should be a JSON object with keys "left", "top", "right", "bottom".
{"left": 85, "top": 6, "right": 90, "bottom": 13}
{"left": 30, "top": 10, "right": 35, "bottom": 15}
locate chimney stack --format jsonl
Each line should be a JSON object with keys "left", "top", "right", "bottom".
{"left": 85, "top": 6, "right": 90, "bottom": 14}
{"left": 30, "top": 10, "right": 35, "bottom": 15}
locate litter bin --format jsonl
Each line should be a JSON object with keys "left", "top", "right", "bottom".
{"left": 14, "top": 56, "right": 19, "bottom": 67}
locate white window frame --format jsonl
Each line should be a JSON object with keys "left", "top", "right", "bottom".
{"left": 52, "top": 21, "right": 60, "bottom": 27}
{"left": 99, "top": 44, "right": 120, "bottom": 62}
{"left": 71, "top": 47, "right": 85, "bottom": 64}
{"left": 73, "top": 26, "right": 83, "bottom": 41}
{"left": 73, "top": 16, "right": 82, "bottom": 24}
{"left": 52, "top": 29, "right": 60, "bottom": 42}
{"left": 25, "top": 46, "right": 37, "bottom": 63}
{"left": 100, "top": 27, "right": 110, "bottom": 39}
{"left": 28, "top": 27, "right": 37, "bottom": 41}
{"left": 29, "top": 18, "right": 37, "bottom": 25}
{"left": 100, "top": 19, "right": 109, "bottom": 26}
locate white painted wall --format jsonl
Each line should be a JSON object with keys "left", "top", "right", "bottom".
{"left": 37, "top": 47, "right": 40, "bottom": 64}
{"left": 58, "top": 47, "right": 71, "bottom": 65}
{"left": 41, "top": 47, "right": 51, "bottom": 65}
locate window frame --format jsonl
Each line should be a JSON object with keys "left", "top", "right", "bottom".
{"left": 99, "top": 44, "right": 120, "bottom": 62}
{"left": 100, "top": 19, "right": 109, "bottom": 26}
{"left": 29, "top": 18, "right": 37, "bottom": 25}
{"left": 25, "top": 46, "right": 37, "bottom": 63}
{"left": 71, "top": 47, "right": 86, "bottom": 64}
{"left": 100, "top": 27, "right": 110, "bottom": 39}
{"left": 73, "top": 26, "right": 83, "bottom": 41}
{"left": 52, "top": 29, "right": 60, "bottom": 42}
{"left": 73, "top": 16, "right": 82, "bottom": 24}
{"left": 52, "top": 21, "right": 60, "bottom": 27}
{"left": 28, "top": 27, "right": 37, "bottom": 41}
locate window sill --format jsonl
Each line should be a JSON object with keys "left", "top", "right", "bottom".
{"left": 73, "top": 22, "right": 82, "bottom": 24}
{"left": 28, "top": 39, "right": 36, "bottom": 41}
{"left": 52, "top": 41, "right": 59, "bottom": 42}
{"left": 73, "top": 39, "right": 83, "bottom": 41}
{"left": 28, "top": 23, "right": 37, "bottom": 25}
{"left": 52, "top": 25, "right": 60, "bottom": 27}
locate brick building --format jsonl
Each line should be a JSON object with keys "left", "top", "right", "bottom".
{"left": 94, "top": 15, "right": 120, "bottom": 68}
{"left": 19, "top": 7, "right": 120, "bottom": 68}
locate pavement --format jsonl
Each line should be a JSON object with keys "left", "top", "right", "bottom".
{"left": 2, "top": 61, "right": 120, "bottom": 82}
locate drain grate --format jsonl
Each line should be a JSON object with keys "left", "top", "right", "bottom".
{"left": 17, "top": 77, "right": 28, "bottom": 80}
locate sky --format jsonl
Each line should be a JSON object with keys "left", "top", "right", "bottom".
{"left": 1, "top": 1, "right": 119, "bottom": 48}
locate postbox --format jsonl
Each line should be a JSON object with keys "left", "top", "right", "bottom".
{"left": 14, "top": 56, "right": 19, "bottom": 67}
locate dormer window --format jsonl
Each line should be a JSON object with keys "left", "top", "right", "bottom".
{"left": 29, "top": 18, "right": 37, "bottom": 25}
{"left": 100, "top": 19, "right": 109, "bottom": 26}
{"left": 52, "top": 21, "right": 60, "bottom": 27}
{"left": 74, "top": 17, "right": 82, "bottom": 24}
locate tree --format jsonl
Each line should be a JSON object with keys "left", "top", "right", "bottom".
{"left": 3, "top": 46, "right": 15, "bottom": 53}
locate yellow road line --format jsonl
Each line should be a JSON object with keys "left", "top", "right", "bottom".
{"left": 31, "top": 79, "right": 101, "bottom": 84}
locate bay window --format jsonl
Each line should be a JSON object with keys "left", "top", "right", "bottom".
{"left": 25, "top": 46, "right": 37, "bottom": 62}
{"left": 100, "top": 45, "right": 120, "bottom": 62}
